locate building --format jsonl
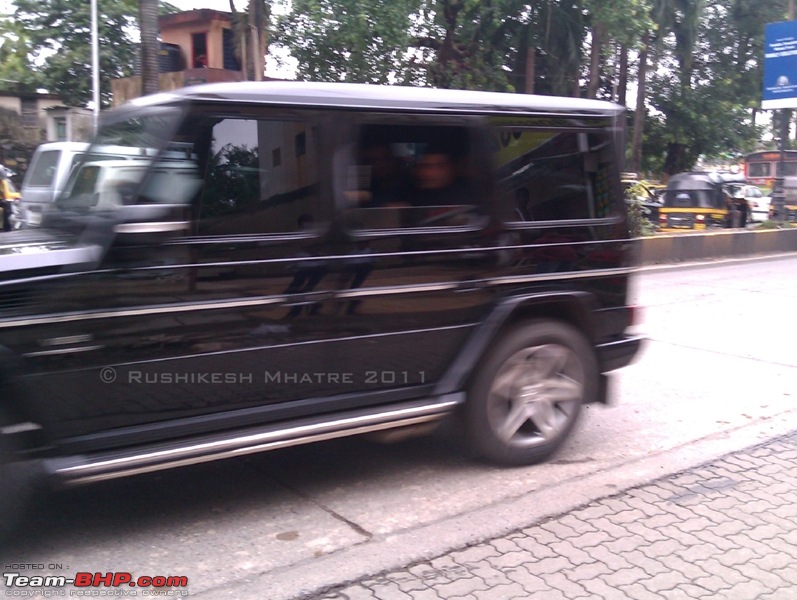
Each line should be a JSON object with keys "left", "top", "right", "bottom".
{"left": 0, "top": 90, "right": 70, "bottom": 143}
{"left": 112, "top": 9, "right": 251, "bottom": 107}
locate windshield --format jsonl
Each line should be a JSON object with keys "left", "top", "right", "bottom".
{"left": 663, "top": 189, "right": 722, "bottom": 209}
{"left": 56, "top": 108, "right": 185, "bottom": 212}
{"left": 27, "top": 150, "right": 62, "bottom": 187}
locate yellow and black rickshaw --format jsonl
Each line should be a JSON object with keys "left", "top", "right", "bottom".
{"left": 658, "top": 172, "right": 737, "bottom": 232}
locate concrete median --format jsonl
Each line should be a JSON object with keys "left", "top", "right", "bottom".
{"left": 637, "top": 227, "right": 797, "bottom": 264}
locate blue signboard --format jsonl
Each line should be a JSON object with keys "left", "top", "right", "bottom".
{"left": 763, "top": 21, "right": 797, "bottom": 109}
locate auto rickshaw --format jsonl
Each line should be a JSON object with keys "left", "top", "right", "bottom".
{"left": 658, "top": 172, "right": 738, "bottom": 232}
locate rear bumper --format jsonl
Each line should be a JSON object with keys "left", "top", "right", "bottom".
{"left": 597, "top": 334, "right": 645, "bottom": 372}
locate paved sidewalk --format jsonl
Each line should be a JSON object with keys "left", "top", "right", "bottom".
{"left": 312, "top": 432, "right": 797, "bottom": 600}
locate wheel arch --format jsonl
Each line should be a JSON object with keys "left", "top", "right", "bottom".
{"left": 434, "top": 290, "right": 600, "bottom": 396}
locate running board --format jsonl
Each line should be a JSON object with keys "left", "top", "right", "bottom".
{"left": 45, "top": 394, "right": 463, "bottom": 486}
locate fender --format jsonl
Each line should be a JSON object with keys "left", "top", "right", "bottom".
{"left": 433, "top": 290, "right": 600, "bottom": 396}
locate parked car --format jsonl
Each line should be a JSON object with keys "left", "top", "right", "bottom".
{"left": 0, "top": 82, "right": 642, "bottom": 537}
{"left": 20, "top": 141, "right": 146, "bottom": 227}
{"left": 726, "top": 183, "right": 770, "bottom": 223}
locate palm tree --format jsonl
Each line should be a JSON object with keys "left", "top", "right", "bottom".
{"left": 139, "top": 0, "right": 159, "bottom": 96}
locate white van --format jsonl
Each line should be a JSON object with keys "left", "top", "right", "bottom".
{"left": 59, "top": 158, "right": 201, "bottom": 213}
{"left": 21, "top": 142, "right": 89, "bottom": 226}
{"left": 20, "top": 142, "right": 150, "bottom": 226}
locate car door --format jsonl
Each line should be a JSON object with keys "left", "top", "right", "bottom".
{"left": 10, "top": 107, "right": 345, "bottom": 451}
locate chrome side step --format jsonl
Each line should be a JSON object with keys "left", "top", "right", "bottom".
{"left": 45, "top": 395, "right": 463, "bottom": 486}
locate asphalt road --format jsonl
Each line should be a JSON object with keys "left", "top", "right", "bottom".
{"left": 2, "top": 254, "right": 797, "bottom": 599}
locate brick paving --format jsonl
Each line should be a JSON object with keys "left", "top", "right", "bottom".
{"left": 311, "top": 432, "right": 797, "bottom": 600}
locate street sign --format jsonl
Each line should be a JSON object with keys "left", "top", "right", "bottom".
{"left": 763, "top": 20, "right": 797, "bottom": 110}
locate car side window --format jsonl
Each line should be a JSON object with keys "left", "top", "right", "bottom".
{"left": 193, "top": 116, "right": 322, "bottom": 236}
{"left": 344, "top": 123, "right": 484, "bottom": 231}
{"left": 497, "top": 129, "right": 620, "bottom": 224}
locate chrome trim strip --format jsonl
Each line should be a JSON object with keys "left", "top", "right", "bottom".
{"left": 24, "top": 345, "right": 104, "bottom": 357}
{"left": 0, "top": 266, "right": 635, "bottom": 329}
{"left": 487, "top": 266, "right": 635, "bottom": 286}
{"left": 114, "top": 221, "right": 190, "bottom": 234}
{"left": 0, "top": 422, "right": 43, "bottom": 435}
{"left": 0, "top": 296, "right": 286, "bottom": 328}
{"left": 0, "top": 245, "right": 102, "bottom": 271}
{"left": 336, "top": 282, "right": 458, "bottom": 298}
{"left": 49, "top": 396, "right": 462, "bottom": 485}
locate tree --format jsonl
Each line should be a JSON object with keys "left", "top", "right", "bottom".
{"left": 0, "top": 19, "right": 36, "bottom": 87}
{"left": 276, "top": 0, "right": 420, "bottom": 84}
{"left": 583, "top": 0, "right": 651, "bottom": 100}
{"left": 227, "top": 0, "right": 269, "bottom": 80}
{"left": 139, "top": 0, "right": 159, "bottom": 96}
{"left": 14, "top": 0, "right": 142, "bottom": 107}
{"left": 644, "top": 0, "right": 784, "bottom": 174}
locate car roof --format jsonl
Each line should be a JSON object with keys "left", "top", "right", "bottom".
{"left": 667, "top": 171, "right": 744, "bottom": 189}
{"left": 33, "top": 141, "right": 91, "bottom": 152}
{"left": 122, "top": 81, "right": 624, "bottom": 118}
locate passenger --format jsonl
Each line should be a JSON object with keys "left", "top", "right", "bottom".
{"left": 410, "top": 147, "right": 469, "bottom": 207}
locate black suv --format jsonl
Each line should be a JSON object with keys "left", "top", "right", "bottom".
{"left": 0, "top": 82, "right": 641, "bottom": 527}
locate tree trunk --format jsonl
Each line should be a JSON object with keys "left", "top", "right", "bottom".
{"left": 525, "top": 46, "right": 535, "bottom": 94}
{"left": 631, "top": 32, "right": 649, "bottom": 174}
{"left": 139, "top": 0, "right": 159, "bottom": 96}
{"left": 586, "top": 23, "right": 607, "bottom": 99}
{"left": 249, "top": 0, "right": 265, "bottom": 81}
{"left": 662, "top": 142, "right": 691, "bottom": 176}
{"left": 617, "top": 44, "right": 628, "bottom": 106}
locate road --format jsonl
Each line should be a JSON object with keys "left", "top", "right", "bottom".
{"left": 2, "top": 254, "right": 797, "bottom": 599}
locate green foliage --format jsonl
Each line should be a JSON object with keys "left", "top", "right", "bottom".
{"left": 642, "top": 0, "right": 776, "bottom": 174}
{"left": 624, "top": 181, "right": 659, "bottom": 237}
{"left": 202, "top": 144, "right": 261, "bottom": 217}
{"left": 12, "top": 0, "right": 142, "bottom": 107}
{"left": 275, "top": 0, "right": 420, "bottom": 84}
{"left": 0, "top": 20, "right": 36, "bottom": 87}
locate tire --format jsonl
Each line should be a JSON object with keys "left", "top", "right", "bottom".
{"left": 463, "top": 320, "right": 598, "bottom": 466}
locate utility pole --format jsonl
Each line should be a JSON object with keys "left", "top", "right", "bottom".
{"left": 772, "top": 1, "right": 796, "bottom": 223}
{"left": 91, "top": 0, "right": 100, "bottom": 133}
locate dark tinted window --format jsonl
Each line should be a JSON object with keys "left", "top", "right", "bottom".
{"left": 345, "top": 123, "right": 483, "bottom": 230}
{"left": 497, "top": 130, "right": 619, "bottom": 223}
{"left": 193, "top": 117, "right": 321, "bottom": 235}
{"left": 27, "top": 150, "right": 61, "bottom": 186}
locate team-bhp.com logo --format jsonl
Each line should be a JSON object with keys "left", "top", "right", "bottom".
{"left": 3, "top": 571, "right": 188, "bottom": 596}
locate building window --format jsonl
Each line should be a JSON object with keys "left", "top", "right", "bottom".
{"left": 192, "top": 32, "right": 208, "bottom": 68}
{"left": 294, "top": 132, "right": 306, "bottom": 157}
{"left": 55, "top": 117, "right": 67, "bottom": 141}
{"left": 20, "top": 98, "right": 38, "bottom": 128}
